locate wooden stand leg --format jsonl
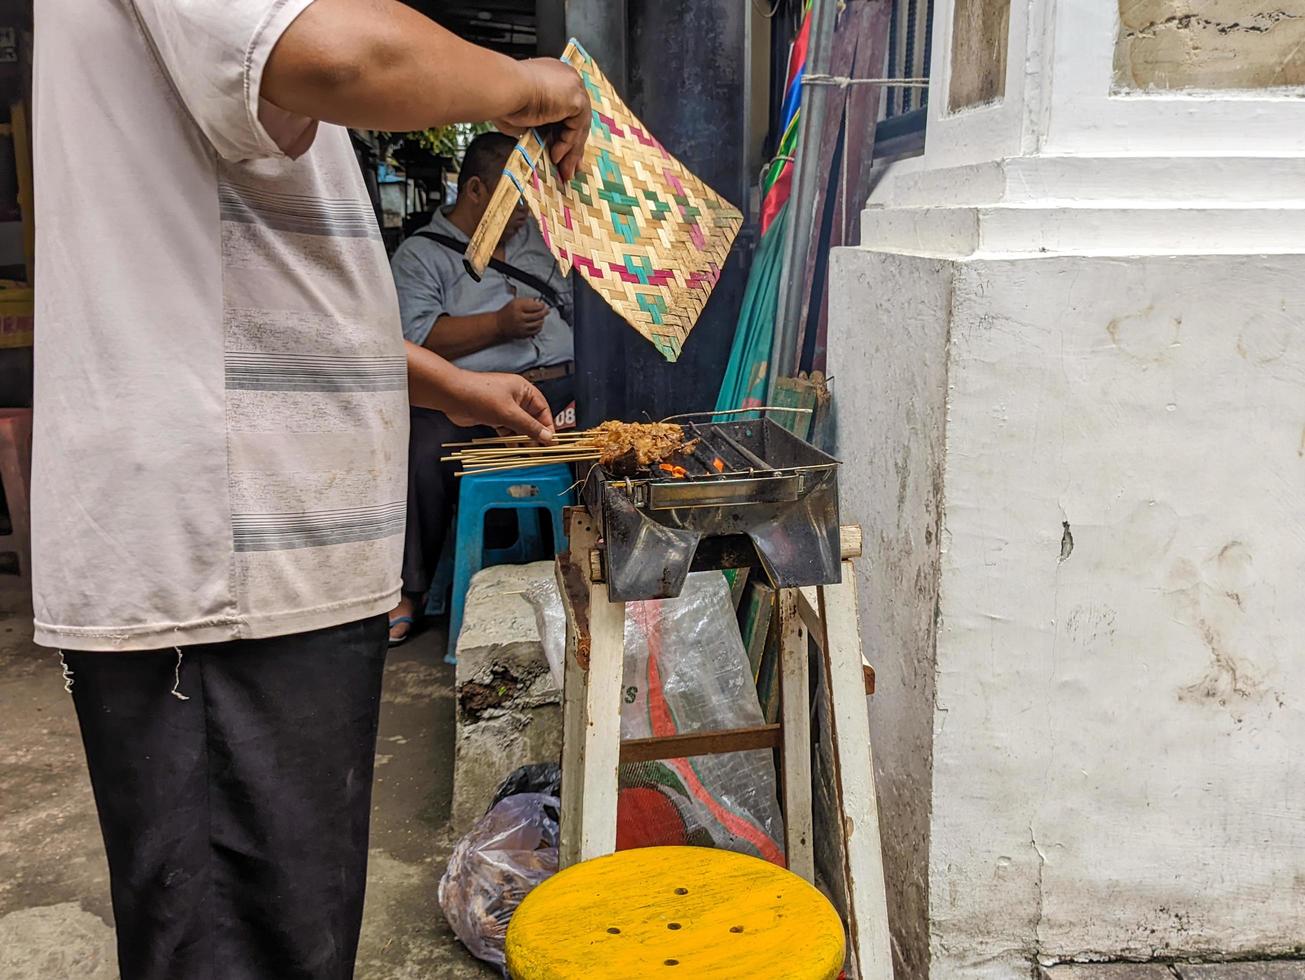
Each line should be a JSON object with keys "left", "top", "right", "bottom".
{"left": 577, "top": 580, "right": 624, "bottom": 862}
{"left": 778, "top": 589, "right": 815, "bottom": 883}
{"left": 819, "top": 563, "right": 893, "bottom": 980}
{"left": 556, "top": 508, "right": 627, "bottom": 866}
{"left": 557, "top": 513, "right": 596, "bottom": 868}
{"left": 558, "top": 621, "right": 588, "bottom": 869}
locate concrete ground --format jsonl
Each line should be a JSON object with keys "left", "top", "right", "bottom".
{"left": 1042, "top": 964, "right": 1305, "bottom": 979}
{"left": 0, "top": 588, "right": 495, "bottom": 980}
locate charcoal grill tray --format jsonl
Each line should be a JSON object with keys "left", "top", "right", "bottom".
{"left": 583, "top": 418, "right": 842, "bottom": 601}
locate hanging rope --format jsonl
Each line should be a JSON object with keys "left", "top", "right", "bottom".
{"left": 802, "top": 73, "right": 931, "bottom": 88}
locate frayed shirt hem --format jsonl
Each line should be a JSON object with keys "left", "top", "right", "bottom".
{"left": 33, "top": 587, "right": 400, "bottom": 652}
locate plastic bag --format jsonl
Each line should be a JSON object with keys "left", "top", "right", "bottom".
{"left": 488, "top": 763, "right": 562, "bottom": 812}
{"left": 527, "top": 575, "right": 568, "bottom": 691}
{"left": 438, "top": 793, "right": 559, "bottom": 968}
{"left": 525, "top": 571, "right": 786, "bottom": 865}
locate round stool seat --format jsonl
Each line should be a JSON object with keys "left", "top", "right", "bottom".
{"left": 505, "top": 846, "right": 845, "bottom": 979}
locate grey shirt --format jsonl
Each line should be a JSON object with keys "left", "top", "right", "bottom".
{"left": 391, "top": 208, "right": 574, "bottom": 374}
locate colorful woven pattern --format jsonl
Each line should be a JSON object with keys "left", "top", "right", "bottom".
{"left": 466, "top": 41, "right": 743, "bottom": 363}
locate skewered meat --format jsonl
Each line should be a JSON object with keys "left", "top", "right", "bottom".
{"left": 591, "top": 421, "right": 689, "bottom": 468}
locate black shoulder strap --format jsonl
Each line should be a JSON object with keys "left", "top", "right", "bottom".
{"left": 413, "top": 231, "right": 562, "bottom": 310}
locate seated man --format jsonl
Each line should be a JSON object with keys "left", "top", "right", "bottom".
{"left": 389, "top": 131, "right": 575, "bottom": 642}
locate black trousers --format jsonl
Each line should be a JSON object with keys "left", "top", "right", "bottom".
{"left": 401, "top": 375, "right": 574, "bottom": 597}
{"left": 64, "top": 616, "right": 389, "bottom": 980}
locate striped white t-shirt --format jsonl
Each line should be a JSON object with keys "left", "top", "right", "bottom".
{"left": 31, "top": 0, "right": 408, "bottom": 649}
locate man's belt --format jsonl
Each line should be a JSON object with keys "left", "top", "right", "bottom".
{"left": 520, "top": 361, "right": 575, "bottom": 384}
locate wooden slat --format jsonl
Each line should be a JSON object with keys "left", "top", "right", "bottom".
{"left": 557, "top": 511, "right": 598, "bottom": 869}
{"left": 559, "top": 618, "right": 588, "bottom": 869}
{"left": 558, "top": 508, "right": 627, "bottom": 867}
{"left": 840, "top": 523, "right": 864, "bottom": 559}
{"left": 464, "top": 132, "right": 531, "bottom": 276}
{"left": 799, "top": 583, "right": 876, "bottom": 696}
{"left": 726, "top": 566, "right": 749, "bottom": 609}
{"left": 557, "top": 549, "right": 593, "bottom": 670}
{"left": 797, "top": 586, "right": 825, "bottom": 644}
{"left": 740, "top": 580, "right": 775, "bottom": 680}
{"left": 818, "top": 566, "right": 893, "bottom": 978}
{"left": 756, "top": 611, "right": 782, "bottom": 725}
{"left": 577, "top": 565, "right": 625, "bottom": 863}
{"left": 618, "top": 724, "right": 782, "bottom": 764}
{"left": 778, "top": 590, "right": 816, "bottom": 883}
{"left": 772, "top": 376, "right": 820, "bottom": 442}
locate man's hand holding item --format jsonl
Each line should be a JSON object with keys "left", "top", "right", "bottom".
{"left": 497, "top": 297, "right": 549, "bottom": 340}
{"left": 404, "top": 341, "right": 554, "bottom": 443}
{"left": 444, "top": 370, "right": 556, "bottom": 442}
{"left": 263, "top": 0, "right": 590, "bottom": 177}
{"left": 492, "top": 57, "right": 591, "bottom": 179}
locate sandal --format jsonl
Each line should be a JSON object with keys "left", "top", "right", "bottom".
{"left": 388, "top": 615, "right": 415, "bottom": 647}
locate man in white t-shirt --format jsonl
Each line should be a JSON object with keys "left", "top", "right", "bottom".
{"left": 33, "top": 2, "right": 588, "bottom": 977}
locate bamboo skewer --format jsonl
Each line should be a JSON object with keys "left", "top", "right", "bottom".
{"left": 442, "top": 445, "right": 600, "bottom": 461}
{"left": 455, "top": 457, "right": 600, "bottom": 477}
{"left": 444, "top": 407, "right": 815, "bottom": 477}
{"left": 444, "top": 426, "right": 603, "bottom": 473}
{"left": 444, "top": 432, "right": 596, "bottom": 448}
{"left": 447, "top": 429, "right": 603, "bottom": 475}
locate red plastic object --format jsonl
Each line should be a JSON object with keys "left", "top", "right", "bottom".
{"left": 616, "top": 786, "right": 689, "bottom": 851}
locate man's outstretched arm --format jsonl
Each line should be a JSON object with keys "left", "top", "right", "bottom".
{"left": 405, "top": 342, "right": 555, "bottom": 443}
{"left": 263, "top": 0, "right": 589, "bottom": 178}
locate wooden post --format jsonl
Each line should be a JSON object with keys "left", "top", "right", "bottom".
{"left": 558, "top": 592, "right": 590, "bottom": 868}
{"left": 578, "top": 570, "right": 625, "bottom": 861}
{"left": 818, "top": 563, "right": 894, "bottom": 979}
{"left": 778, "top": 589, "right": 815, "bottom": 882}
{"left": 556, "top": 510, "right": 626, "bottom": 865}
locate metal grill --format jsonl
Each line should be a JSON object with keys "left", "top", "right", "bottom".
{"left": 582, "top": 418, "right": 842, "bottom": 602}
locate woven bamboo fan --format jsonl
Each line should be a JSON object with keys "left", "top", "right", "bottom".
{"left": 465, "top": 40, "right": 743, "bottom": 364}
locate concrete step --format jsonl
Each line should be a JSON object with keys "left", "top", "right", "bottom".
{"left": 876, "top": 156, "right": 1305, "bottom": 209}
{"left": 451, "top": 561, "right": 562, "bottom": 834}
{"left": 859, "top": 203, "right": 1305, "bottom": 257}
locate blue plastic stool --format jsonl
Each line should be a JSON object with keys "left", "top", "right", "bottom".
{"left": 424, "top": 510, "right": 544, "bottom": 617}
{"left": 445, "top": 464, "right": 574, "bottom": 664}
{"left": 424, "top": 534, "right": 455, "bottom": 617}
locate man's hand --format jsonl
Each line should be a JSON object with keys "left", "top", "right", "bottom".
{"left": 445, "top": 370, "right": 556, "bottom": 443}
{"left": 405, "top": 342, "right": 555, "bottom": 442}
{"left": 496, "top": 298, "right": 548, "bottom": 340}
{"left": 494, "top": 59, "right": 590, "bottom": 181}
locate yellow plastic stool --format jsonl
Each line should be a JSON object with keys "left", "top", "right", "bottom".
{"left": 505, "top": 846, "right": 845, "bottom": 979}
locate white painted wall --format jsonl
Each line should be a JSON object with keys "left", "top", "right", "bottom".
{"left": 1044, "top": 2, "right": 1305, "bottom": 156}
{"left": 833, "top": 0, "right": 1305, "bottom": 973}
{"left": 830, "top": 246, "right": 1305, "bottom": 978}
{"left": 921, "top": 0, "right": 1305, "bottom": 171}
{"left": 830, "top": 250, "right": 952, "bottom": 980}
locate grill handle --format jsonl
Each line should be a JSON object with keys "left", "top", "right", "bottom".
{"left": 647, "top": 473, "right": 803, "bottom": 511}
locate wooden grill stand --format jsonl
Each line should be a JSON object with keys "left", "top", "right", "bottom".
{"left": 554, "top": 508, "right": 893, "bottom": 979}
